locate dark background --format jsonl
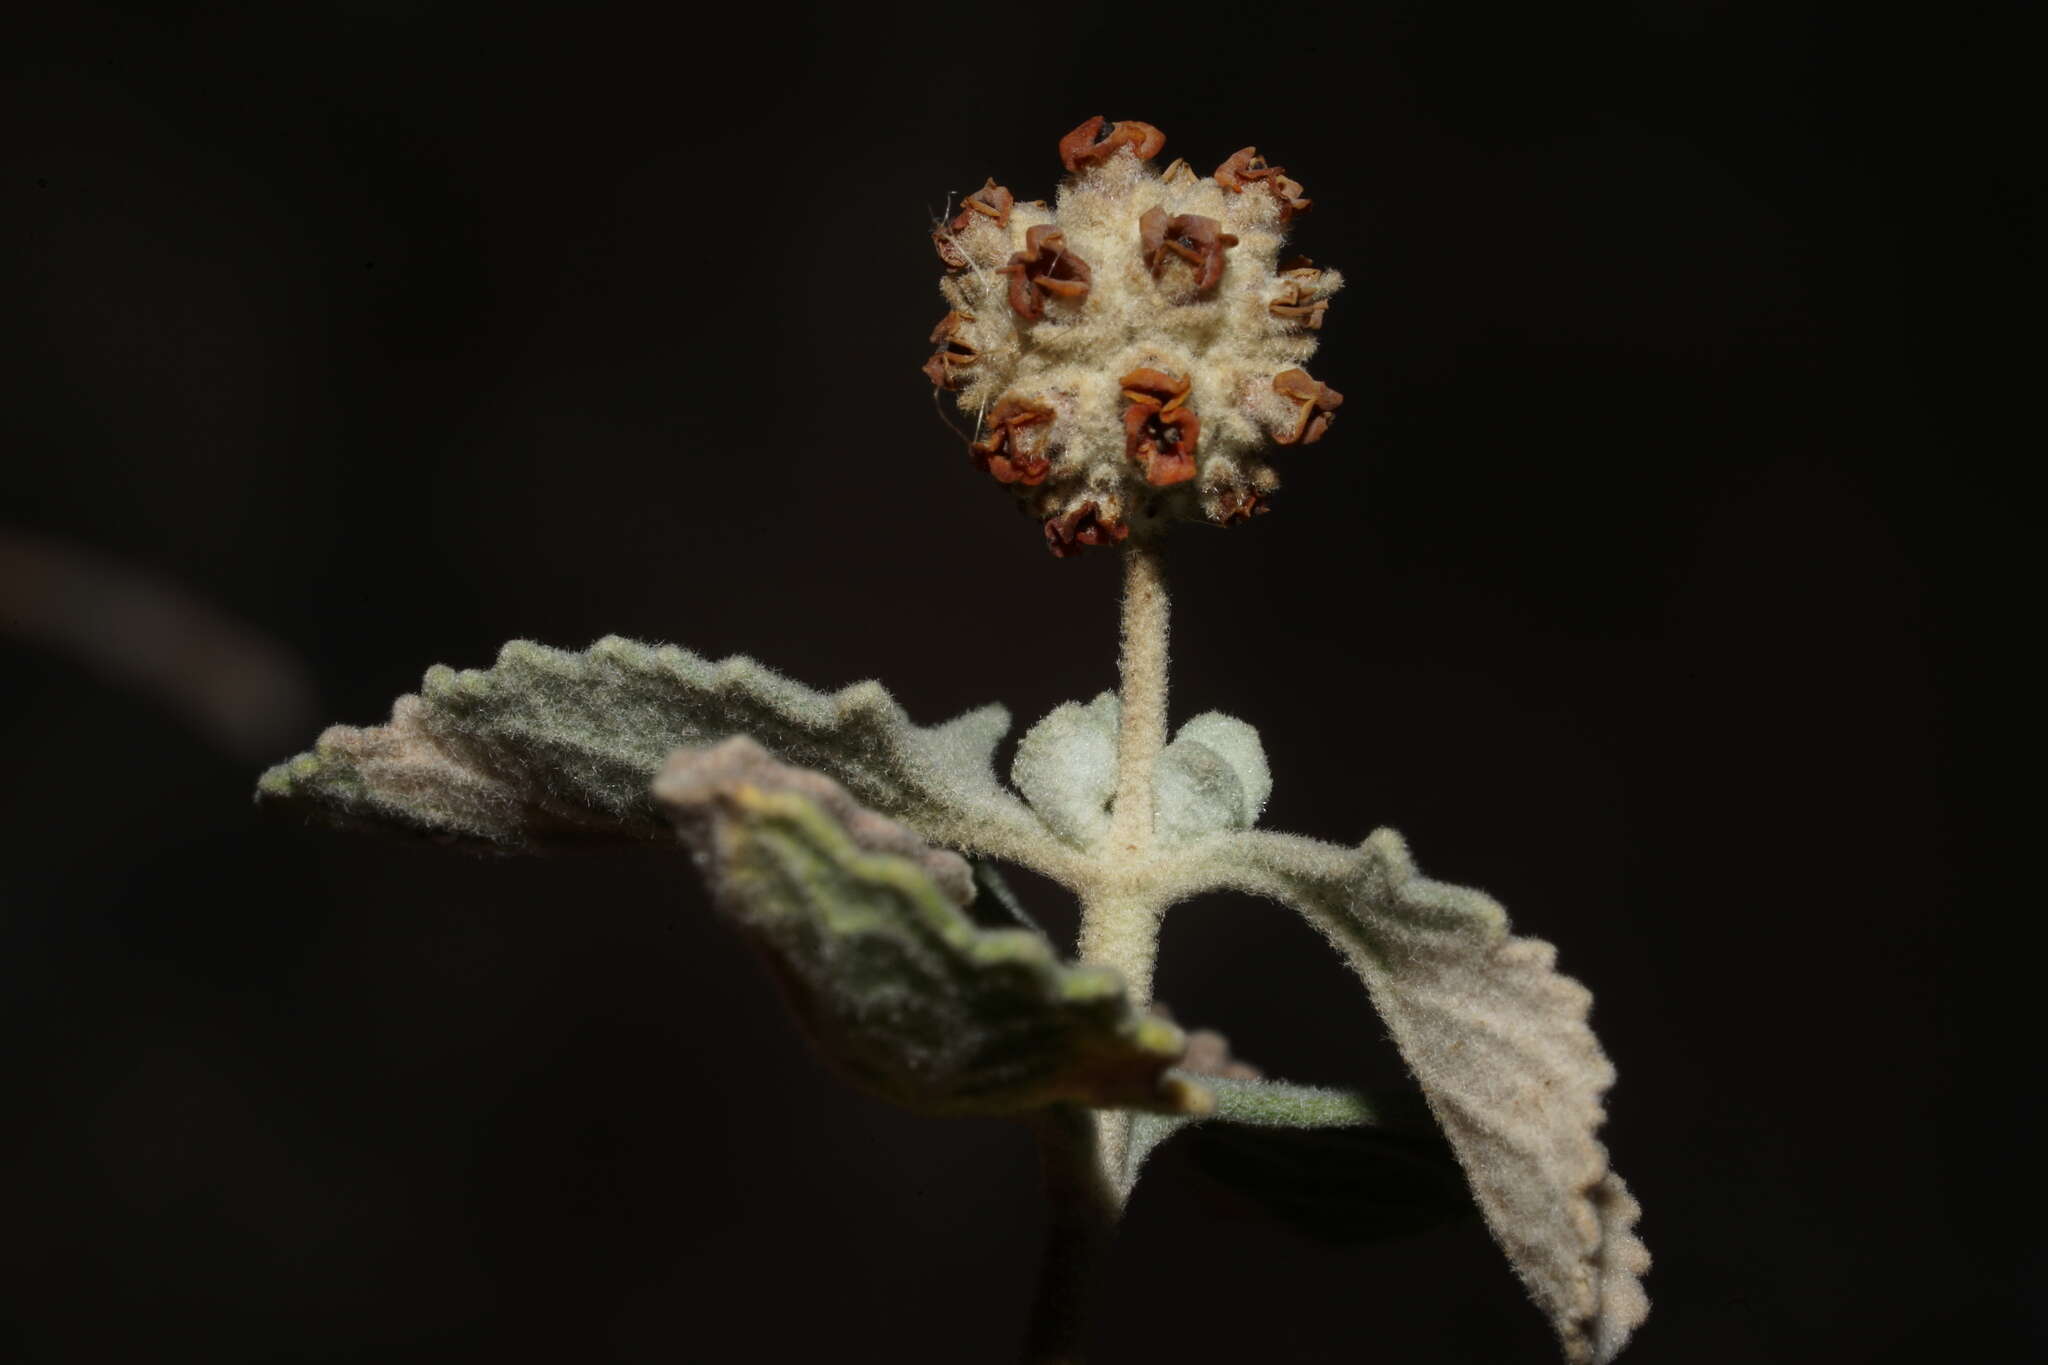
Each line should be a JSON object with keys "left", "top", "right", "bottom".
{"left": 3, "top": 2, "right": 2021, "bottom": 1360}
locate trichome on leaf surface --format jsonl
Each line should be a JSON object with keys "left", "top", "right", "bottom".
{"left": 258, "top": 116, "right": 1648, "bottom": 1363}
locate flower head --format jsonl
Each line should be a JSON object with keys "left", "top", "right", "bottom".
{"left": 927, "top": 117, "right": 1344, "bottom": 555}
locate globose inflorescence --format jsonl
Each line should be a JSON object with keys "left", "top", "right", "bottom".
{"left": 925, "top": 117, "right": 1344, "bottom": 556}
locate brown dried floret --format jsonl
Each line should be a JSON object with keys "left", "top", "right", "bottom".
{"left": 1206, "top": 484, "right": 1268, "bottom": 527}
{"left": 1272, "top": 368, "right": 1344, "bottom": 445}
{"left": 1043, "top": 500, "right": 1129, "bottom": 558}
{"left": 959, "top": 178, "right": 1014, "bottom": 226}
{"left": 1269, "top": 286, "right": 1335, "bottom": 329}
{"left": 1058, "top": 116, "right": 1167, "bottom": 172}
{"left": 969, "top": 397, "right": 1054, "bottom": 486}
{"left": 1138, "top": 208, "right": 1239, "bottom": 294}
{"left": 1214, "top": 146, "right": 1312, "bottom": 220}
{"left": 1119, "top": 367, "right": 1200, "bottom": 487}
{"left": 932, "top": 178, "right": 1016, "bottom": 268}
{"left": 1269, "top": 272, "right": 1329, "bottom": 330}
{"left": 1120, "top": 367, "right": 1190, "bottom": 407}
{"left": 920, "top": 311, "right": 979, "bottom": 390}
{"left": 1268, "top": 294, "right": 1327, "bottom": 329}
{"left": 998, "top": 224, "right": 1093, "bottom": 321}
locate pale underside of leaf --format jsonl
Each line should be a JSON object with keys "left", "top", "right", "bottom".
{"left": 255, "top": 636, "right": 1066, "bottom": 870}
{"left": 1184, "top": 828, "right": 1650, "bottom": 1364}
{"left": 654, "top": 737, "right": 1211, "bottom": 1118}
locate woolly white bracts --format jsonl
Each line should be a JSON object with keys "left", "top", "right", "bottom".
{"left": 926, "top": 117, "right": 1345, "bottom": 556}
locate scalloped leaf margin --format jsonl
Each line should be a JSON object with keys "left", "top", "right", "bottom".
{"left": 256, "top": 636, "right": 1045, "bottom": 856}
{"left": 1309, "top": 830, "right": 1649, "bottom": 1364}
{"left": 656, "top": 737, "right": 1210, "bottom": 1118}
{"left": 1194, "top": 828, "right": 1650, "bottom": 1363}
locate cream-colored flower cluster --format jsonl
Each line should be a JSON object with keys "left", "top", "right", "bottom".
{"left": 926, "top": 117, "right": 1344, "bottom": 556}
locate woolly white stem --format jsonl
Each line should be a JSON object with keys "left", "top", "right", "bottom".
{"left": 1078, "top": 535, "right": 1174, "bottom": 1197}
{"left": 1106, "top": 538, "right": 1169, "bottom": 864}
{"left": 1080, "top": 537, "right": 1171, "bottom": 1002}
{"left": 1077, "top": 882, "right": 1168, "bottom": 1191}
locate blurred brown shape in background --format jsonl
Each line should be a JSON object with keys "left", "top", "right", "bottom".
{"left": 0, "top": 528, "right": 315, "bottom": 762}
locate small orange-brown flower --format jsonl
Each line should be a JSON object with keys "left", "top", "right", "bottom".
{"left": 920, "top": 311, "right": 979, "bottom": 390}
{"left": 1044, "top": 500, "right": 1129, "bottom": 558}
{"left": 931, "top": 179, "right": 1016, "bottom": 268}
{"left": 1119, "top": 368, "right": 1199, "bottom": 487}
{"left": 970, "top": 398, "right": 1055, "bottom": 485}
{"left": 1058, "top": 116, "right": 1166, "bottom": 172}
{"left": 1269, "top": 264, "right": 1329, "bottom": 330}
{"left": 1215, "top": 147, "right": 1312, "bottom": 220}
{"left": 1272, "top": 369, "right": 1344, "bottom": 445}
{"left": 998, "top": 225, "right": 1092, "bottom": 321}
{"left": 1138, "top": 208, "right": 1239, "bottom": 294}
{"left": 1206, "top": 485, "right": 1268, "bottom": 527}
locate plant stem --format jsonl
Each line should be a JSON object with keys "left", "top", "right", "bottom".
{"left": 1106, "top": 536, "right": 1169, "bottom": 863}
{"left": 1075, "top": 534, "right": 1173, "bottom": 1196}
{"left": 1024, "top": 1105, "right": 1121, "bottom": 1365}
{"left": 1080, "top": 535, "right": 1171, "bottom": 997}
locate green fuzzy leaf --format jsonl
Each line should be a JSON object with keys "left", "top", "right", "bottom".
{"left": 1199, "top": 829, "right": 1651, "bottom": 1364}
{"left": 1125, "top": 1075, "right": 1393, "bottom": 1185}
{"left": 655, "top": 737, "right": 1211, "bottom": 1118}
{"left": 255, "top": 637, "right": 1054, "bottom": 860}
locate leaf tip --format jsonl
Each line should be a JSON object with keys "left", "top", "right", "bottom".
{"left": 965, "top": 927, "right": 1057, "bottom": 968}
{"left": 1058, "top": 964, "right": 1123, "bottom": 1003}
{"left": 1130, "top": 1012, "right": 1184, "bottom": 1057}
{"left": 254, "top": 760, "right": 297, "bottom": 799}
{"left": 1163, "top": 1074, "right": 1218, "bottom": 1117}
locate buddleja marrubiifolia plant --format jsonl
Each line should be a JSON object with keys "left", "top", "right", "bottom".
{"left": 259, "top": 116, "right": 1649, "bottom": 1363}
